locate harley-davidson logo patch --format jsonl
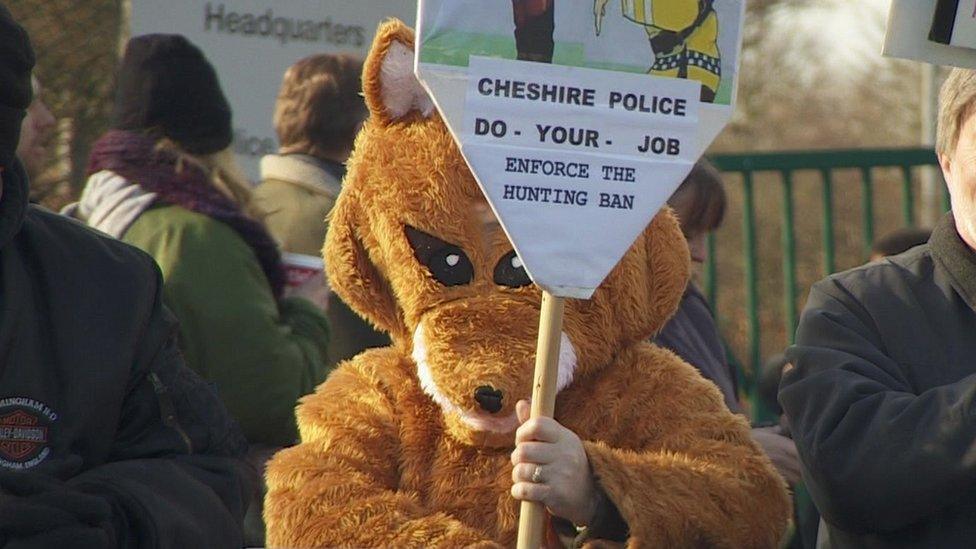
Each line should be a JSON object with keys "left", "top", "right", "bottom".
{"left": 0, "top": 398, "right": 57, "bottom": 470}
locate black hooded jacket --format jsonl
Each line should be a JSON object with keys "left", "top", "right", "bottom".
{"left": 781, "top": 213, "right": 976, "bottom": 548}
{"left": 0, "top": 158, "right": 252, "bottom": 547}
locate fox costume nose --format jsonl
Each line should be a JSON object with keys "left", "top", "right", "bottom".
{"left": 474, "top": 386, "right": 504, "bottom": 414}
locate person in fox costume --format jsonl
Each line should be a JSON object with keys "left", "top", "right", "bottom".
{"left": 263, "top": 20, "right": 790, "bottom": 548}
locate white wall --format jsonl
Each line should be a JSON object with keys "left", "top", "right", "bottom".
{"left": 131, "top": 0, "right": 417, "bottom": 181}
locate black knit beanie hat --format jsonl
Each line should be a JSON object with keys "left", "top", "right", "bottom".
{"left": 0, "top": 3, "right": 34, "bottom": 172}
{"left": 113, "top": 34, "right": 232, "bottom": 155}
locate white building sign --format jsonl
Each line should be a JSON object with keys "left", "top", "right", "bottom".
{"left": 131, "top": 1, "right": 417, "bottom": 180}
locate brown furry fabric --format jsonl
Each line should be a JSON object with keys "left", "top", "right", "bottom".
{"left": 264, "top": 20, "right": 791, "bottom": 548}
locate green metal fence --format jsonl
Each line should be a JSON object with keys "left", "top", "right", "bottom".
{"left": 706, "top": 148, "right": 943, "bottom": 420}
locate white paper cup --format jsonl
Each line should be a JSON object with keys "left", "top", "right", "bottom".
{"left": 282, "top": 253, "right": 324, "bottom": 289}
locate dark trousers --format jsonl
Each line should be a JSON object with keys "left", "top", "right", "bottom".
{"left": 512, "top": 0, "right": 554, "bottom": 63}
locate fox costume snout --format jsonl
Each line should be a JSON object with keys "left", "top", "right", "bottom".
{"left": 264, "top": 20, "right": 790, "bottom": 548}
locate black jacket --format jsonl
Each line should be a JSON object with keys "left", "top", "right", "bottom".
{"left": 781, "top": 213, "right": 976, "bottom": 548}
{"left": 0, "top": 160, "right": 252, "bottom": 547}
{"left": 654, "top": 284, "right": 741, "bottom": 413}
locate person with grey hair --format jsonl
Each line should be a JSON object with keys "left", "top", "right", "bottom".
{"left": 779, "top": 67, "right": 976, "bottom": 548}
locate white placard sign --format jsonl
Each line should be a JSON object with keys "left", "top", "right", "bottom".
{"left": 884, "top": 0, "right": 976, "bottom": 68}
{"left": 416, "top": 0, "right": 744, "bottom": 298}
{"left": 462, "top": 58, "right": 699, "bottom": 296}
{"left": 130, "top": 1, "right": 417, "bottom": 181}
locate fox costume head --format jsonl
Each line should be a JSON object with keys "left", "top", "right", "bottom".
{"left": 325, "top": 20, "right": 690, "bottom": 448}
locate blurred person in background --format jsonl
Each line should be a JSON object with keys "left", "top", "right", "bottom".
{"left": 15, "top": 76, "right": 54, "bottom": 180}
{"left": 780, "top": 68, "right": 976, "bottom": 547}
{"left": 255, "top": 53, "right": 388, "bottom": 370}
{"left": 65, "top": 34, "right": 330, "bottom": 450}
{"left": 655, "top": 159, "right": 801, "bottom": 485}
{"left": 870, "top": 226, "right": 932, "bottom": 262}
{"left": 0, "top": 8, "right": 251, "bottom": 547}
{"left": 655, "top": 159, "right": 738, "bottom": 412}
{"left": 758, "top": 354, "right": 820, "bottom": 549}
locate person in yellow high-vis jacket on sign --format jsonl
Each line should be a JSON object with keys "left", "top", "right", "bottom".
{"left": 595, "top": 0, "right": 720, "bottom": 102}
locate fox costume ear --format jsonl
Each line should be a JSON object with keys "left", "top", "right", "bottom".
{"left": 607, "top": 207, "right": 691, "bottom": 343}
{"left": 363, "top": 19, "right": 435, "bottom": 126}
{"left": 324, "top": 195, "right": 409, "bottom": 343}
{"left": 644, "top": 208, "right": 691, "bottom": 332}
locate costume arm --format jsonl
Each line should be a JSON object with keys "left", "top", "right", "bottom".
{"left": 781, "top": 282, "right": 976, "bottom": 533}
{"left": 264, "top": 355, "right": 499, "bottom": 548}
{"left": 583, "top": 348, "right": 791, "bottom": 548}
{"left": 138, "top": 212, "right": 330, "bottom": 446}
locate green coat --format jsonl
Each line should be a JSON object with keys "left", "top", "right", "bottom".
{"left": 255, "top": 154, "right": 389, "bottom": 368}
{"left": 123, "top": 204, "right": 330, "bottom": 446}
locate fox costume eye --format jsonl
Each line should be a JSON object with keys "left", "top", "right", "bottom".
{"left": 493, "top": 250, "right": 532, "bottom": 288}
{"left": 405, "top": 226, "right": 474, "bottom": 286}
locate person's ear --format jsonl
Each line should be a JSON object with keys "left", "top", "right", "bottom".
{"left": 939, "top": 152, "right": 954, "bottom": 190}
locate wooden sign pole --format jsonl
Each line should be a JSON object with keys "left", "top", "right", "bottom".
{"left": 517, "top": 290, "right": 566, "bottom": 549}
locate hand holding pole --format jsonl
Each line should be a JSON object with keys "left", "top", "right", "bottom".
{"left": 516, "top": 291, "right": 566, "bottom": 549}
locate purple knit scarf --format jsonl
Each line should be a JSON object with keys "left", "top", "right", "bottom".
{"left": 88, "top": 129, "right": 286, "bottom": 298}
